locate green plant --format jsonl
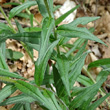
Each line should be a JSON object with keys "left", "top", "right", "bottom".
{"left": 0, "top": 0, "right": 110, "bottom": 110}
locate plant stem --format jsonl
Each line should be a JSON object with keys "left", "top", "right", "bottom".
{"left": 44, "top": 0, "right": 51, "bottom": 18}
{"left": 0, "top": 6, "right": 16, "bottom": 33}
{"left": 54, "top": 28, "right": 60, "bottom": 54}
{"left": 0, "top": 76, "right": 16, "bottom": 83}
{"left": 44, "top": 0, "right": 60, "bottom": 54}
{"left": 20, "top": 41, "right": 34, "bottom": 63}
{"left": 25, "top": 8, "right": 41, "bottom": 27}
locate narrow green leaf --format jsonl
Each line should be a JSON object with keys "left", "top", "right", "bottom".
{"left": 57, "top": 35, "right": 70, "bottom": 45}
{"left": 53, "top": 65, "right": 70, "bottom": 107}
{"left": 6, "top": 49, "right": 23, "bottom": 60}
{"left": 0, "top": 85, "right": 16, "bottom": 103}
{"left": 16, "top": 12, "right": 30, "bottom": 19}
{"left": 72, "top": 41, "right": 87, "bottom": 61}
{"left": 24, "top": 27, "right": 41, "bottom": 32}
{"left": 25, "top": 42, "right": 40, "bottom": 51}
{"left": 0, "top": 49, "right": 9, "bottom": 70}
{"left": 35, "top": 0, "right": 48, "bottom": 17}
{"left": 77, "top": 75, "right": 94, "bottom": 87}
{"left": 0, "top": 41, "right": 6, "bottom": 58}
{"left": 65, "top": 38, "right": 85, "bottom": 57}
{"left": 55, "top": 5, "right": 80, "bottom": 26}
{"left": 0, "top": 68, "right": 26, "bottom": 79}
{"left": 0, "top": 23, "right": 13, "bottom": 32}
{"left": 0, "top": 76, "right": 16, "bottom": 84}
{"left": 57, "top": 27, "right": 105, "bottom": 45}
{"left": 62, "top": 16, "right": 100, "bottom": 27}
{"left": 0, "top": 94, "right": 35, "bottom": 106}
{"left": 24, "top": 103, "right": 31, "bottom": 110}
{"left": 11, "top": 103, "right": 24, "bottom": 110}
{"left": 15, "top": 80, "right": 60, "bottom": 110}
{"left": 48, "top": 0, "right": 54, "bottom": 17}
{"left": 34, "top": 17, "right": 57, "bottom": 85}
{"left": 71, "top": 87, "right": 86, "bottom": 97}
{"left": 88, "top": 58, "right": 110, "bottom": 69}
{"left": 0, "top": 32, "right": 41, "bottom": 45}
{"left": 56, "top": 55, "right": 70, "bottom": 96}
{"left": 38, "top": 17, "right": 54, "bottom": 63}
{"left": 30, "top": 14, "right": 34, "bottom": 27}
{"left": 35, "top": 39, "right": 59, "bottom": 85}
{"left": 53, "top": 5, "right": 61, "bottom": 12}
{"left": 89, "top": 93, "right": 110, "bottom": 110}
{"left": 9, "top": 1, "right": 37, "bottom": 19}
{"left": 43, "top": 90, "right": 62, "bottom": 110}
{"left": 15, "top": 19, "right": 24, "bottom": 33}
{"left": 69, "top": 52, "right": 88, "bottom": 89}
{"left": 15, "top": 80, "right": 49, "bottom": 108}
{"left": 53, "top": 65, "right": 67, "bottom": 97}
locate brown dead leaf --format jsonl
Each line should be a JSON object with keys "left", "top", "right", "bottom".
{"left": 34, "top": 13, "right": 43, "bottom": 24}
{"left": 54, "top": 0, "right": 66, "bottom": 5}
{"left": 0, "top": 0, "right": 6, "bottom": 3}
{"left": 0, "top": 107, "right": 7, "bottom": 110}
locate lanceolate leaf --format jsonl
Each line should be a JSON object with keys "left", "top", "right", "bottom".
{"left": 55, "top": 5, "right": 80, "bottom": 26}
{"left": 88, "top": 58, "right": 110, "bottom": 69}
{"left": 57, "top": 27, "right": 105, "bottom": 45}
{"left": 35, "top": 0, "right": 48, "bottom": 17}
{"left": 11, "top": 103, "right": 24, "bottom": 110}
{"left": 0, "top": 68, "right": 26, "bottom": 79}
{"left": 35, "top": 39, "right": 59, "bottom": 85}
{"left": 9, "top": 1, "right": 37, "bottom": 19}
{"left": 0, "top": 32, "right": 41, "bottom": 44}
{"left": 0, "top": 41, "right": 6, "bottom": 58}
{"left": 65, "top": 38, "right": 85, "bottom": 57}
{"left": 6, "top": 49, "right": 23, "bottom": 60}
{"left": 0, "top": 94, "right": 35, "bottom": 106}
{"left": 0, "top": 23, "right": 13, "bottom": 32}
{"left": 77, "top": 75, "right": 94, "bottom": 87}
{"left": 69, "top": 52, "right": 88, "bottom": 89}
{"left": 62, "top": 17, "right": 100, "bottom": 27}
{"left": 15, "top": 19, "right": 24, "bottom": 33}
{"left": 38, "top": 17, "right": 54, "bottom": 64}
{"left": 0, "top": 49, "right": 9, "bottom": 70}
{"left": 72, "top": 41, "right": 87, "bottom": 61}
{"left": 89, "top": 93, "right": 110, "bottom": 110}
{"left": 48, "top": 0, "right": 54, "bottom": 17}
{"left": 34, "top": 17, "right": 57, "bottom": 86}
{"left": 43, "top": 90, "right": 62, "bottom": 110}
{"left": 15, "top": 80, "right": 61, "bottom": 110}
{"left": 0, "top": 85, "right": 16, "bottom": 103}
{"left": 24, "top": 103, "right": 31, "bottom": 110}
{"left": 56, "top": 55, "right": 70, "bottom": 96}
{"left": 53, "top": 65, "right": 67, "bottom": 97}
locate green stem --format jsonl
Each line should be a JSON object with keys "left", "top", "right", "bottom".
{"left": 44, "top": 0, "right": 60, "bottom": 54}
{"left": 54, "top": 28, "right": 60, "bottom": 54}
{"left": 25, "top": 8, "right": 41, "bottom": 27}
{"left": 44, "top": 0, "right": 51, "bottom": 18}
{"left": 20, "top": 41, "right": 34, "bottom": 62}
{"left": 0, "top": 6, "right": 16, "bottom": 33}
{"left": 0, "top": 76, "right": 16, "bottom": 83}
